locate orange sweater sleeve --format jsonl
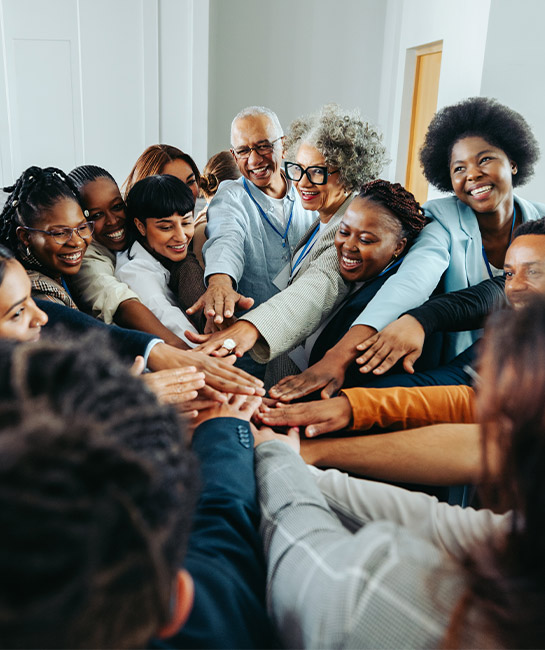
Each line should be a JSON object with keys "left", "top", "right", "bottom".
{"left": 341, "top": 385, "right": 475, "bottom": 432}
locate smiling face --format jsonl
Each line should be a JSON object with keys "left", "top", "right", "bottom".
{"left": 17, "top": 197, "right": 91, "bottom": 276}
{"left": 449, "top": 136, "right": 517, "bottom": 216}
{"left": 504, "top": 235, "right": 545, "bottom": 310}
{"left": 231, "top": 114, "right": 284, "bottom": 195}
{"left": 135, "top": 212, "right": 195, "bottom": 263}
{"left": 80, "top": 177, "right": 127, "bottom": 252}
{"left": 0, "top": 259, "right": 48, "bottom": 341}
{"left": 334, "top": 196, "right": 407, "bottom": 282}
{"left": 294, "top": 143, "right": 346, "bottom": 221}
{"left": 161, "top": 159, "right": 199, "bottom": 201}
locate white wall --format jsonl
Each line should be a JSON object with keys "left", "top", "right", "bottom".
{"left": 0, "top": 0, "right": 208, "bottom": 188}
{"left": 378, "top": 0, "right": 491, "bottom": 197}
{"left": 207, "top": 0, "right": 387, "bottom": 157}
{"left": 480, "top": 0, "right": 545, "bottom": 202}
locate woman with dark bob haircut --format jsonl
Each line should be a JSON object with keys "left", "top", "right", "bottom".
{"left": 273, "top": 97, "right": 545, "bottom": 402}
{"left": 115, "top": 174, "right": 205, "bottom": 346}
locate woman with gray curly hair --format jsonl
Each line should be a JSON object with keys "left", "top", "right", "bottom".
{"left": 189, "top": 105, "right": 387, "bottom": 385}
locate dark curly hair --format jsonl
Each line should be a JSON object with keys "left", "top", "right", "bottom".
{"left": 359, "top": 179, "right": 427, "bottom": 242}
{"left": 420, "top": 97, "right": 540, "bottom": 193}
{"left": 513, "top": 216, "right": 545, "bottom": 239}
{"left": 0, "top": 166, "right": 82, "bottom": 253}
{"left": 0, "top": 331, "right": 199, "bottom": 648}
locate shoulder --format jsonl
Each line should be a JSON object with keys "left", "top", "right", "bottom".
{"left": 514, "top": 194, "right": 545, "bottom": 221}
{"left": 422, "top": 195, "right": 463, "bottom": 220}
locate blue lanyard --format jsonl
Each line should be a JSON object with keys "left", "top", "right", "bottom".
{"left": 291, "top": 223, "right": 320, "bottom": 276}
{"left": 243, "top": 177, "right": 294, "bottom": 247}
{"left": 61, "top": 276, "right": 73, "bottom": 297}
{"left": 481, "top": 204, "right": 517, "bottom": 279}
{"left": 376, "top": 256, "right": 403, "bottom": 278}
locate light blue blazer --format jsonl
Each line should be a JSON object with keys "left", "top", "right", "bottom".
{"left": 352, "top": 194, "right": 545, "bottom": 360}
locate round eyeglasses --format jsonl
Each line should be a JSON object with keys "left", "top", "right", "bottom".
{"left": 23, "top": 221, "right": 95, "bottom": 245}
{"left": 284, "top": 162, "right": 339, "bottom": 185}
{"left": 232, "top": 136, "right": 283, "bottom": 159}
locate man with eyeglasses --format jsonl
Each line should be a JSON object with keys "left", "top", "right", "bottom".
{"left": 187, "top": 107, "right": 315, "bottom": 345}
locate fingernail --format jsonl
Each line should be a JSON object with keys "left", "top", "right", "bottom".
{"left": 307, "top": 428, "right": 314, "bottom": 437}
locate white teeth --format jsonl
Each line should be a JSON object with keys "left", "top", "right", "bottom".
{"left": 105, "top": 229, "right": 124, "bottom": 240}
{"left": 169, "top": 244, "right": 186, "bottom": 251}
{"left": 342, "top": 256, "right": 361, "bottom": 267}
{"left": 59, "top": 252, "right": 82, "bottom": 261}
{"left": 470, "top": 185, "right": 493, "bottom": 196}
{"left": 301, "top": 191, "right": 318, "bottom": 197}
{"left": 252, "top": 166, "right": 268, "bottom": 174}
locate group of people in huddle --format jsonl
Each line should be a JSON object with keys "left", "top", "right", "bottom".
{"left": 1, "top": 94, "right": 545, "bottom": 648}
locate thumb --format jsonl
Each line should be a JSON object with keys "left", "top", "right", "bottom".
{"left": 403, "top": 350, "right": 420, "bottom": 374}
{"left": 236, "top": 295, "right": 255, "bottom": 310}
{"left": 305, "top": 421, "right": 329, "bottom": 438}
{"left": 186, "top": 296, "right": 204, "bottom": 315}
{"left": 321, "top": 378, "right": 340, "bottom": 400}
{"left": 130, "top": 355, "right": 146, "bottom": 376}
{"left": 185, "top": 330, "right": 211, "bottom": 344}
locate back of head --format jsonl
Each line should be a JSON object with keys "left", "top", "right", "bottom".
{"left": 0, "top": 243, "right": 15, "bottom": 287}
{"left": 285, "top": 103, "right": 388, "bottom": 192}
{"left": 359, "top": 179, "right": 426, "bottom": 243}
{"left": 0, "top": 167, "right": 81, "bottom": 253}
{"left": 0, "top": 332, "right": 198, "bottom": 649}
{"left": 200, "top": 150, "right": 241, "bottom": 199}
{"left": 123, "top": 145, "right": 200, "bottom": 196}
{"left": 420, "top": 96, "right": 540, "bottom": 193}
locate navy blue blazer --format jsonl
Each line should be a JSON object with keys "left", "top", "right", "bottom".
{"left": 152, "top": 417, "right": 277, "bottom": 649}
{"left": 37, "top": 299, "right": 155, "bottom": 363}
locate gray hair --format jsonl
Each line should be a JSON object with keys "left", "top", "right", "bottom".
{"left": 285, "top": 104, "right": 388, "bottom": 193}
{"left": 230, "top": 106, "right": 284, "bottom": 145}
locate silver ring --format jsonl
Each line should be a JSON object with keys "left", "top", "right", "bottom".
{"left": 221, "top": 338, "right": 236, "bottom": 352}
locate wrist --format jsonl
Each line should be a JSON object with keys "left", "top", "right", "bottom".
{"left": 147, "top": 343, "right": 189, "bottom": 371}
{"left": 208, "top": 273, "right": 235, "bottom": 288}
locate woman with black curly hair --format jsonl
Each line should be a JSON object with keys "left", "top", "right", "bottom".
{"left": 271, "top": 97, "right": 545, "bottom": 401}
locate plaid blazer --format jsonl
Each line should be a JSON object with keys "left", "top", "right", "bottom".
{"left": 256, "top": 441, "right": 483, "bottom": 649}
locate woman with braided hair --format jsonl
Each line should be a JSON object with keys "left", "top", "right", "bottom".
{"left": 279, "top": 180, "right": 427, "bottom": 374}
{"left": 0, "top": 166, "right": 94, "bottom": 308}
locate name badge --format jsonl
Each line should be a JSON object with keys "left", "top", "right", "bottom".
{"left": 272, "top": 262, "right": 291, "bottom": 291}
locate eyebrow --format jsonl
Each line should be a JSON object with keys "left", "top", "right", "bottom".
{"left": 451, "top": 149, "right": 496, "bottom": 166}
{"left": 504, "top": 261, "right": 543, "bottom": 270}
{"left": 2, "top": 296, "right": 25, "bottom": 318}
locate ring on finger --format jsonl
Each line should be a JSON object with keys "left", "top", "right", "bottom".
{"left": 221, "top": 338, "right": 236, "bottom": 352}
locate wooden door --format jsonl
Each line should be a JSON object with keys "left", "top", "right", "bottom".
{"left": 405, "top": 44, "right": 442, "bottom": 204}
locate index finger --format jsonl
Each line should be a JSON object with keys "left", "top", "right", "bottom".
{"left": 355, "top": 340, "right": 387, "bottom": 369}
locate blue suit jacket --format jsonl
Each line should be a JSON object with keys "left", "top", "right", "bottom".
{"left": 152, "top": 417, "right": 276, "bottom": 649}
{"left": 37, "top": 299, "right": 155, "bottom": 362}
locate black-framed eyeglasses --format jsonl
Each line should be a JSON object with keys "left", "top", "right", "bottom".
{"left": 232, "top": 136, "right": 284, "bottom": 159}
{"left": 23, "top": 221, "right": 95, "bottom": 245}
{"left": 284, "top": 162, "right": 339, "bottom": 185}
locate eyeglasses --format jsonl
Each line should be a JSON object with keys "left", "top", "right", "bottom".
{"left": 23, "top": 221, "right": 95, "bottom": 245}
{"left": 284, "top": 162, "right": 339, "bottom": 185}
{"left": 232, "top": 136, "right": 283, "bottom": 159}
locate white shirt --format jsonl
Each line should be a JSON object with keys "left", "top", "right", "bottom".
{"left": 115, "top": 241, "right": 198, "bottom": 347}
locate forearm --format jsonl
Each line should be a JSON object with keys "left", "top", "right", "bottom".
{"left": 309, "top": 465, "right": 509, "bottom": 560}
{"left": 405, "top": 276, "right": 507, "bottom": 336}
{"left": 114, "top": 298, "right": 189, "bottom": 349}
{"left": 323, "top": 324, "right": 377, "bottom": 368}
{"left": 300, "top": 423, "right": 482, "bottom": 485}
{"left": 342, "top": 384, "right": 476, "bottom": 431}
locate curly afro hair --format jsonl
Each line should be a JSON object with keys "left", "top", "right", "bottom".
{"left": 419, "top": 97, "right": 540, "bottom": 193}
{"left": 285, "top": 104, "right": 388, "bottom": 193}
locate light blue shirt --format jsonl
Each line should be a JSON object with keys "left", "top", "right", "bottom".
{"left": 203, "top": 176, "right": 315, "bottom": 310}
{"left": 351, "top": 194, "right": 545, "bottom": 361}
